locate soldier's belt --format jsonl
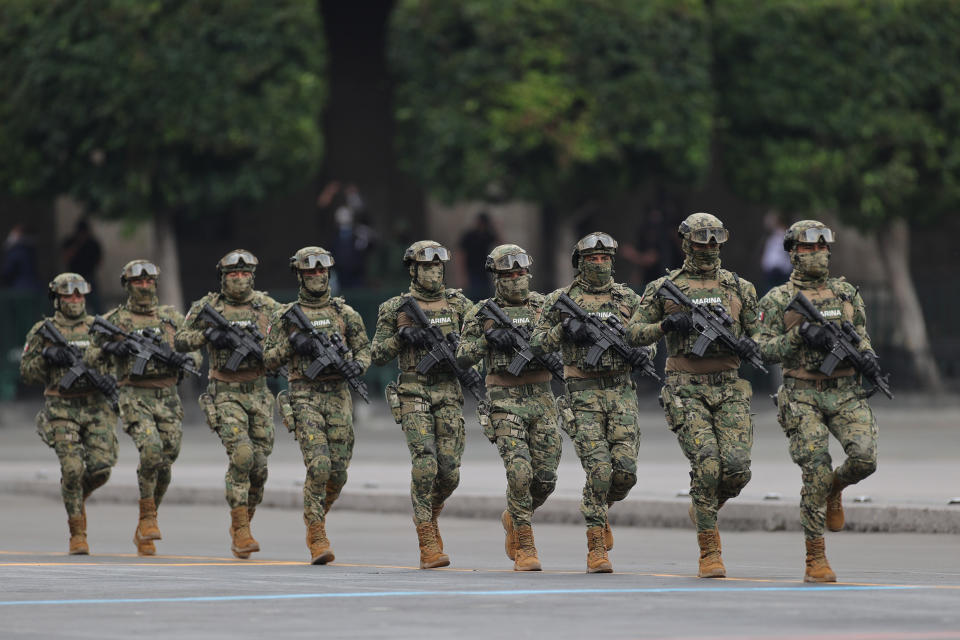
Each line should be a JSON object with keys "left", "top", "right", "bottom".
{"left": 122, "top": 385, "right": 177, "bottom": 399}
{"left": 121, "top": 376, "right": 178, "bottom": 389}
{"left": 211, "top": 377, "right": 267, "bottom": 394}
{"left": 783, "top": 375, "right": 857, "bottom": 392}
{"left": 290, "top": 378, "right": 346, "bottom": 393}
{"left": 665, "top": 369, "right": 739, "bottom": 386}
{"left": 565, "top": 374, "right": 629, "bottom": 393}
{"left": 43, "top": 389, "right": 101, "bottom": 403}
{"left": 399, "top": 371, "right": 456, "bottom": 386}
{"left": 487, "top": 381, "right": 552, "bottom": 401}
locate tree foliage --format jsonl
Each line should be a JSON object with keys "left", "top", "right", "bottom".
{"left": 389, "top": 0, "right": 713, "bottom": 206}
{"left": 0, "top": 0, "right": 326, "bottom": 219}
{"left": 715, "top": 0, "right": 960, "bottom": 228}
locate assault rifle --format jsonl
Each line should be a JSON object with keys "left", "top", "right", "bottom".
{"left": 550, "top": 293, "right": 659, "bottom": 381}
{"left": 397, "top": 296, "right": 484, "bottom": 400}
{"left": 282, "top": 304, "right": 369, "bottom": 403}
{"left": 656, "top": 279, "right": 768, "bottom": 373}
{"left": 198, "top": 304, "right": 266, "bottom": 371}
{"left": 786, "top": 291, "right": 893, "bottom": 399}
{"left": 90, "top": 316, "right": 201, "bottom": 378}
{"left": 38, "top": 320, "right": 119, "bottom": 411}
{"left": 477, "top": 299, "right": 564, "bottom": 383}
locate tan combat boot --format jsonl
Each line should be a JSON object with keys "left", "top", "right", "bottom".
{"left": 513, "top": 525, "right": 542, "bottom": 571}
{"left": 67, "top": 515, "right": 89, "bottom": 555}
{"left": 804, "top": 537, "right": 837, "bottom": 582}
{"left": 586, "top": 526, "right": 613, "bottom": 573}
{"left": 826, "top": 473, "right": 845, "bottom": 532}
{"left": 230, "top": 506, "right": 260, "bottom": 558}
{"left": 138, "top": 498, "right": 162, "bottom": 540}
{"left": 690, "top": 503, "right": 722, "bottom": 552}
{"left": 306, "top": 520, "right": 335, "bottom": 565}
{"left": 432, "top": 503, "right": 444, "bottom": 551}
{"left": 696, "top": 530, "right": 726, "bottom": 578}
{"left": 501, "top": 510, "right": 518, "bottom": 560}
{"left": 133, "top": 522, "right": 155, "bottom": 556}
{"left": 416, "top": 521, "right": 450, "bottom": 569}
{"left": 603, "top": 519, "right": 614, "bottom": 551}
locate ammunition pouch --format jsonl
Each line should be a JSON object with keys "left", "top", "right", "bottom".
{"left": 490, "top": 412, "right": 525, "bottom": 440}
{"left": 476, "top": 399, "right": 495, "bottom": 443}
{"left": 276, "top": 390, "right": 295, "bottom": 432}
{"left": 555, "top": 394, "right": 577, "bottom": 439}
{"left": 198, "top": 392, "right": 219, "bottom": 432}
{"left": 384, "top": 382, "right": 402, "bottom": 425}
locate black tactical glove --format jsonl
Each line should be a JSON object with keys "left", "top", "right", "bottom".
{"left": 398, "top": 326, "right": 431, "bottom": 347}
{"left": 660, "top": 312, "right": 693, "bottom": 335}
{"left": 562, "top": 317, "right": 592, "bottom": 344}
{"left": 625, "top": 346, "right": 652, "bottom": 368}
{"left": 103, "top": 340, "right": 135, "bottom": 356}
{"left": 169, "top": 352, "right": 195, "bottom": 370}
{"left": 798, "top": 322, "right": 834, "bottom": 351}
{"left": 540, "top": 352, "right": 563, "bottom": 371}
{"left": 734, "top": 336, "right": 760, "bottom": 360}
{"left": 41, "top": 345, "right": 73, "bottom": 366}
{"left": 461, "top": 367, "right": 483, "bottom": 389}
{"left": 341, "top": 359, "right": 364, "bottom": 380}
{"left": 860, "top": 350, "right": 881, "bottom": 379}
{"left": 203, "top": 326, "right": 235, "bottom": 349}
{"left": 288, "top": 331, "right": 315, "bottom": 355}
{"left": 484, "top": 328, "right": 514, "bottom": 351}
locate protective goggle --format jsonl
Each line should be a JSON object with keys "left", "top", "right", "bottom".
{"left": 795, "top": 227, "right": 835, "bottom": 245}
{"left": 576, "top": 233, "right": 618, "bottom": 252}
{"left": 491, "top": 252, "right": 532, "bottom": 271}
{"left": 413, "top": 247, "right": 450, "bottom": 263}
{"left": 293, "top": 253, "right": 335, "bottom": 269}
{"left": 687, "top": 227, "right": 729, "bottom": 244}
{"left": 220, "top": 250, "right": 258, "bottom": 268}
{"left": 124, "top": 262, "right": 159, "bottom": 279}
{"left": 53, "top": 278, "right": 91, "bottom": 295}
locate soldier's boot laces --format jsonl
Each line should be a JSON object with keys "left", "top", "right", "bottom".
{"left": 416, "top": 521, "right": 450, "bottom": 569}
{"left": 432, "top": 503, "right": 444, "bottom": 552}
{"left": 138, "top": 498, "right": 162, "bottom": 540}
{"left": 826, "top": 473, "right": 846, "bottom": 532}
{"left": 501, "top": 510, "right": 518, "bottom": 561}
{"left": 307, "top": 520, "right": 335, "bottom": 565}
{"left": 690, "top": 503, "right": 721, "bottom": 552}
{"left": 67, "top": 515, "right": 88, "bottom": 555}
{"left": 513, "top": 525, "right": 542, "bottom": 571}
{"left": 586, "top": 526, "right": 613, "bottom": 573}
{"left": 804, "top": 538, "right": 836, "bottom": 583}
{"left": 230, "top": 506, "right": 260, "bottom": 558}
{"left": 603, "top": 519, "right": 614, "bottom": 551}
{"left": 133, "top": 522, "right": 155, "bottom": 556}
{"left": 696, "top": 530, "right": 726, "bottom": 578}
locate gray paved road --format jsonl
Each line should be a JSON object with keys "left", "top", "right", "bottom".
{"left": 2, "top": 494, "right": 958, "bottom": 640}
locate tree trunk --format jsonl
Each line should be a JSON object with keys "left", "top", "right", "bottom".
{"left": 153, "top": 211, "right": 185, "bottom": 311}
{"left": 876, "top": 218, "right": 943, "bottom": 392}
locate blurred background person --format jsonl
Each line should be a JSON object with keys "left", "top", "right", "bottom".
{"left": 1, "top": 223, "right": 41, "bottom": 292}
{"left": 760, "top": 211, "right": 793, "bottom": 294}
{"left": 60, "top": 218, "right": 103, "bottom": 312}
{"left": 456, "top": 211, "right": 500, "bottom": 301}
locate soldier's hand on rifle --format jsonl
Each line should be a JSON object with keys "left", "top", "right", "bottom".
{"left": 462, "top": 367, "right": 482, "bottom": 388}
{"left": 484, "top": 328, "right": 514, "bottom": 351}
{"left": 341, "top": 359, "right": 364, "bottom": 379}
{"left": 734, "top": 336, "right": 760, "bottom": 359}
{"left": 625, "top": 346, "right": 651, "bottom": 368}
{"left": 203, "top": 326, "right": 234, "bottom": 349}
{"left": 103, "top": 340, "right": 135, "bottom": 356}
{"left": 798, "top": 322, "right": 833, "bottom": 351}
{"left": 562, "top": 317, "right": 591, "bottom": 343}
{"left": 288, "top": 331, "right": 315, "bottom": 355}
{"left": 41, "top": 345, "right": 73, "bottom": 366}
{"left": 660, "top": 312, "right": 692, "bottom": 335}
{"left": 861, "top": 350, "right": 881, "bottom": 378}
{"left": 398, "top": 326, "right": 431, "bottom": 346}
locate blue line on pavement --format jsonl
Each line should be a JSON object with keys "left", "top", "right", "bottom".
{"left": 0, "top": 585, "right": 924, "bottom": 606}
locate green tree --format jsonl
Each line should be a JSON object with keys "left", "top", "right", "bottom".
{"left": 0, "top": 0, "right": 325, "bottom": 307}
{"left": 715, "top": 0, "right": 960, "bottom": 390}
{"left": 389, "top": 0, "right": 713, "bottom": 208}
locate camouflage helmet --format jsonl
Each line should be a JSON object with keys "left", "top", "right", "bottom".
{"left": 48, "top": 272, "right": 91, "bottom": 301}
{"left": 485, "top": 244, "right": 532, "bottom": 274}
{"left": 783, "top": 219, "right": 835, "bottom": 252}
{"left": 217, "top": 249, "right": 258, "bottom": 275}
{"left": 678, "top": 213, "right": 729, "bottom": 244}
{"left": 120, "top": 259, "right": 160, "bottom": 286}
{"left": 289, "top": 246, "right": 334, "bottom": 273}
{"left": 571, "top": 232, "right": 617, "bottom": 269}
{"left": 403, "top": 240, "right": 450, "bottom": 265}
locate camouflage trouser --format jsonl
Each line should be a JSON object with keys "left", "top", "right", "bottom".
{"left": 208, "top": 379, "right": 275, "bottom": 509}
{"left": 287, "top": 380, "right": 355, "bottom": 525}
{"left": 487, "top": 383, "right": 562, "bottom": 529}
{"left": 567, "top": 377, "right": 640, "bottom": 529}
{"left": 660, "top": 373, "right": 753, "bottom": 532}
{"left": 777, "top": 376, "right": 878, "bottom": 539}
{"left": 37, "top": 394, "right": 118, "bottom": 517}
{"left": 398, "top": 374, "right": 465, "bottom": 525}
{"left": 119, "top": 385, "right": 183, "bottom": 503}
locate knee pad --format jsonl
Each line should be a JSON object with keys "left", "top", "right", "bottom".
{"left": 532, "top": 467, "right": 558, "bottom": 495}
{"left": 411, "top": 455, "right": 438, "bottom": 486}
{"left": 587, "top": 461, "right": 612, "bottom": 494}
{"left": 60, "top": 456, "right": 84, "bottom": 486}
{"left": 506, "top": 459, "right": 533, "bottom": 491}
{"left": 138, "top": 442, "right": 164, "bottom": 471}
{"left": 85, "top": 467, "right": 111, "bottom": 492}
{"left": 306, "top": 456, "right": 331, "bottom": 489}
{"left": 230, "top": 443, "right": 255, "bottom": 474}
{"left": 610, "top": 467, "right": 637, "bottom": 492}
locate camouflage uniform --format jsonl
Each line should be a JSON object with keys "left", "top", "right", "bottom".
{"left": 264, "top": 247, "right": 370, "bottom": 564}
{"left": 456, "top": 244, "right": 561, "bottom": 570}
{"left": 20, "top": 274, "right": 118, "bottom": 553}
{"left": 371, "top": 240, "right": 472, "bottom": 568}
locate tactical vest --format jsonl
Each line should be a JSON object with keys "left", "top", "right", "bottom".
{"left": 662, "top": 270, "right": 744, "bottom": 372}
{"left": 561, "top": 284, "right": 633, "bottom": 375}
{"left": 284, "top": 299, "right": 350, "bottom": 380}
{"left": 108, "top": 306, "right": 179, "bottom": 381}
{"left": 397, "top": 293, "right": 461, "bottom": 373}
{"left": 43, "top": 316, "right": 97, "bottom": 394}
{"left": 480, "top": 295, "right": 546, "bottom": 376}
{"left": 781, "top": 279, "right": 855, "bottom": 377}
{"left": 206, "top": 293, "right": 272, "bottom": 374}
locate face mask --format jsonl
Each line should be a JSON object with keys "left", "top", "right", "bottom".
{"left": 416, "top": 263, "right": 445, "bottom": 293}
{"left": 580, "top": 259, "right": 612, "bottom": 287}
{"left": 690, "top": 248, "right": 720, "bottom": 272}
{"left": 60, "top": 298, "right": 86, "bottom": 319}
{"left": 794, "top": 250, "right": 830, "bottom": 278}
{"left": 496, "top": 274, "right": 530, "bottom": 304}
{"left": 222, "top": 273, "right": 254, "bottom": 301}
{"left": 127, "top": 282, "right": 157, "bottom": 307}
{"left": 302, "top": 271, "right": 329, "bottom": 294}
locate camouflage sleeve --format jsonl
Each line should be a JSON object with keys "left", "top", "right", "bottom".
{"left": 370, "top": 297, "right": 402, "bottom": 366}
{"left": 19, "top": 322, "right": 48, "bottom": 386}
{"left": 530, "top": 289, "right": 564, "bottom": 354}
{"left": 263, "top": 308, "right": 292, "bottom": 371}
{"left": 174, "top": 298, "right": 208, "bottom": 352}
{"left": 166, "top": 308, "right": 202, "bottom": 366}
{"left": 343, "top": 305, "right": 371, "bottom": 371}
{"left": 451, "top": 291, "right": 474, "bottom": 322}
{"left": 455, "top": 301, "right": 487, "bottom": 368}
{"left": 847, "top": 285, "right": 874, "bottom": 353}
{"left": 86, "top": 308, "right": 120, "bottom": 369}
{"left": 626, "top": 280, "right": 667, "bottom": 346}
{"left": 756, "top": 289, "right": 801, "bottom": 363}
{"left": 739, "top": 278, "right": 762, "bottom": 339}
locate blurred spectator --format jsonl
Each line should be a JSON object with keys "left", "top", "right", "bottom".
{"left": 760, "top": 211, "right": 793, "bottom": 293}
{"left": 621, "top": 208, "right": 681, "bottom": 289}
{"left": 1, "top": 223, "right": 41, "bottom": 291}
{"left": 330, "top": 206, "right": 375, "bottom": 289}
{"left": 456, "top": 212, "right": 500, "bottom": 301}
{"left": 61, "top": 218, "right": 103, "bottom": 311}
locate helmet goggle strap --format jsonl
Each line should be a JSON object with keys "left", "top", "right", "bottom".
{"left": 125, "top": 262, "right": 159, "bottom": 279}
{"left": 796, "top": 228, "right": 834, "bottom": 244}
{"left": 295, "top": 253, "right": 334, "bottom": 269}
{"left": 492, "top": 253, "right": 532, "bottom": 271}
{"left": 221, "top": 251, "right": 258, "bottom": 268}
{"left": 414, "top": 247, "right": 450, "bottom": 263}
{"left": 687, "top": 227, "right": 729, "bottom": 244}
{"left": 576, "top": 233, "right": 617, "bottom": 252}
{"left": 55, "top": 279, "right": 91, "bottom": 295}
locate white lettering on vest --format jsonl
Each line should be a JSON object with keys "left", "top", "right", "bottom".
{"left": 821, "top": 309, "right": 842, "bottom": 318}
{"left": 311, "top": 319, "right": 332, "bottom": 328}
{"left": 230, "top": 319, "right": 254, "bottom": 329}
{"left": 430, "top": 317, "right": 452, "bottom": 325}
{"left": 692, "top": 296, "right": 723, "bottom": 306}
{"left": 69, "top": 340, "right": 91, "bottom": 349}
{"left": 512, "top": 317, "right": 530, "bottom": 325}
{"left": 589, "top": 311, "right": 615, "bottom": 319}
